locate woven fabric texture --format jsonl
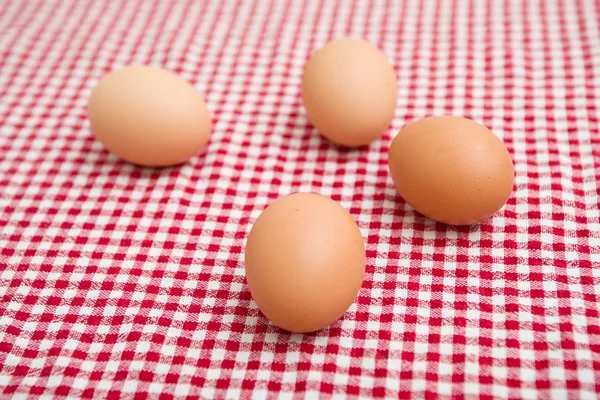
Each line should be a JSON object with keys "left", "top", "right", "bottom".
{"left": 1, "top": 0, "right": 600, "bottom": 399}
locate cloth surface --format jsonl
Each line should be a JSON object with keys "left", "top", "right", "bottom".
{"left": 1, "top": 0, "right": 600, "bottom": 398}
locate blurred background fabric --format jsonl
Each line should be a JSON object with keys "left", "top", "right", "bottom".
{"left": 1, "top": 0, "right": 599, "bottom": 398}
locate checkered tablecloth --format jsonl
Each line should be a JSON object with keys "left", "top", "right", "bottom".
{"left": 1, "top": 0, "right": 599, "bottom": 398}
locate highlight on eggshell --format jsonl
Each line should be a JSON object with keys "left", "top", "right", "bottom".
{"left": 244, "top": 192, "right": 366, "bottom": 333}
{"left": 387, "top": 116, "right": 515, "bottom": 225}
{"left": 301, "top": 38, "right": 398, "bottom": 148}
{"left": 87, "top": 65, "right": 212, "bottom": 167}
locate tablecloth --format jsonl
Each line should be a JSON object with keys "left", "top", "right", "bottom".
{"left": 1, "top": 0, "right": 599, "bottom": 398}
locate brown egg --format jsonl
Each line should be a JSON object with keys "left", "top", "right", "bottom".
{"left": 244, "top": 193, "right": 366, "bottom": 333}
{"left": 301, "top": 38, "right": 397, "bottom": 147}
{"left": 88, "top": 65, "right": 211, "bottom": 167}
{"left": 388, "top": 116, "right": 514, "bottom": 225}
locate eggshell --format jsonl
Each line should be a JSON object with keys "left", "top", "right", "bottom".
{"left": 88, "top": 65, "right": 211, "bottom": 167}
{"left": 244, "top": 193, "right": 366, "bottom": 333}
{"left": 388, "top": 116, "right": 514, "bottom": 225}
{"left": 301, "top": 38, "right": 397, "bottom": 147}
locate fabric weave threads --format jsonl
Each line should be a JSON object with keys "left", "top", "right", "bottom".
{"left": 1, "top": 0, "right": 599, "bottom": 398}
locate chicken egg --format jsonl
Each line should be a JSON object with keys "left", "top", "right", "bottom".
{"left": 302, "top": 38, "right": 397, "bottom": 147}
{"left": 388, "top": 116, "right": 514, "bottom": 225}
{"left": 88, "top": 65, "right": 211, "bottom": 167}
{"left": 244, "top": 193, "right": 366, "bottom": 333}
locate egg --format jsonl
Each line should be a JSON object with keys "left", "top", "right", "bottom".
{"left": 301, "top": 38, "right": 397, "bottom": 147}
{"left": 244, "top": 193, "right": 366, "bottom": 333}
{"left": 88, "top": 65, "right": 211, "bottom": 167}
{"left": 388, "top": 116, "right": 514, "bottom": 225}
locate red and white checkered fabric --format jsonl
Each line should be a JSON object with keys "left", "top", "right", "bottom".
{"left": 1, "top": 0, "right": 599, "bottom": 398}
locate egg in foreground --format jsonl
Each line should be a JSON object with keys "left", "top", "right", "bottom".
{"left": 88, "top": 65, "right": 211, "bottom": 167}
{"left": 244, "top": 192, "right": 366, "bottom": 333}
{"left": 388, "top": 116, "right": 514, "bottom": 225}
{"left": 302, "top": 38, "right": 397, "bottom": 147}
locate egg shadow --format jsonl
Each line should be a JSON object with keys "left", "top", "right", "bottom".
{"left": 381, "top": 182, "right": 478, "bottom": 237}
{"left": 84, "top": 131, "right": 214, "bottom": 182}
{"left": 285, "top": 107, "right": 376, "bottom": 154}
{"left": 237, "top": 276, "right": 347, "bottom": 339}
